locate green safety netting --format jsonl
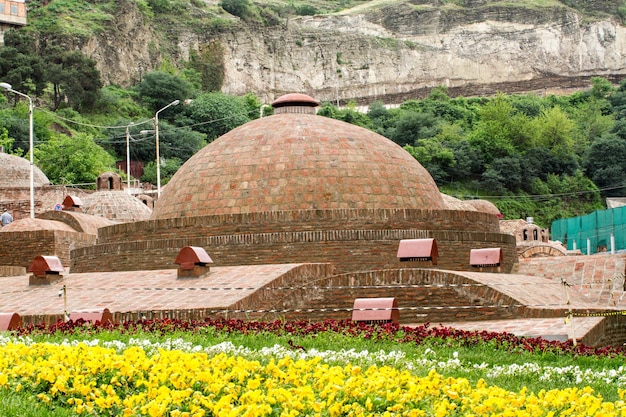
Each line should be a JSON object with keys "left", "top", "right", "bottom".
{"left": 551, "top": 206, "right": 626, "bottom": 254}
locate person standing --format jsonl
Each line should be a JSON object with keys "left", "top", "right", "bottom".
{"left": 1, "top": 209, "right": 13, "bottom": 227}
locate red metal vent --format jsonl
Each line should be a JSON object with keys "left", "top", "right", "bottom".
{"left": 0, "top": 313, "right": 21, "bottom": 330}
{"left": 352, "top": 298, "right": 399, "bottom": 323}
{"left": 28, "top": 255, "right": 64, "bottom": 277}
{"left": 174, "top": 246, "right": 213, "bottom": 270}
{"left": 469, "top": 248, "right": 502, "bottom": 267}
{"left": 397, "top": 238, "right": 438, "bottom": 264}
{"left": 62, "top": 195, "right": 83, "bottom": 210}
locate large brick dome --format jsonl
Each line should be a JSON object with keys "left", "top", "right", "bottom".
{"left": 151, "top": 94, "right": 444, "bottom": 219}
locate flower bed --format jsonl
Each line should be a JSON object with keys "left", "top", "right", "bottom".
{"left": 1, "top": 318, "right": 625, "bottom": 416}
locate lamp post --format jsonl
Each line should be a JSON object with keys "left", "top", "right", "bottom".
{"left": 0, "top": 82, "right": 34, "bottom": 218}
{"left": 150, "top": 100, "right": 179, "bottom": 198}
{"left": 125, "top": 122, "right": 134, "bottom": 194}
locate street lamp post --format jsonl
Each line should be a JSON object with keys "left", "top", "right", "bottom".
{"left": 151, "top": 100, "right": 179, "bottom": 198}
{"left": 125, "top": 122, "right": 134, "bottom": 194}
{"left": 0, "top": 82, "right": 34, "bottom": 218}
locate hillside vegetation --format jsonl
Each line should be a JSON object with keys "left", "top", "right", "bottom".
{"left": 1, "top": 1, "right": 626, "bottom": 228}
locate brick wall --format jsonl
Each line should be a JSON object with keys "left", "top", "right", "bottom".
{"left": 72, "top": 208, "right": 515, "bottom": 273}
{"left": 71, "top": 228, "right": 516, "bottom": 274}
{"left": 247, "top": 269, "right": 526, "bottom": 323}
{"left": 0, "top": 230, "right": 96, "bottom": 268}
{"left": 513, "top": 253, "right": 626, "bottom": 289}
{"left": 591, "top": 315, "right": 626, "bottom": 347}
{"left": 97, "top": 209, "right": 502, "bottom": 242}
{"left": 1, "top": 186, "right": 91, "bottom": 220}
{"left": 0, "top": 265, "right": 25, "bottom": 277}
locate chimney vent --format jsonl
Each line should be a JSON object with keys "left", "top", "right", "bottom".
{"left": 28, "top": 255, "right": 64, "bottom": 285}
{"left": 62, "top": 195, "right": 83, "bottom": 211}
{"left": 174, "top": 246, "right": 213, "bottom": 279}
{"left": 0, "top": 313, "right": 21, "bottom": 330}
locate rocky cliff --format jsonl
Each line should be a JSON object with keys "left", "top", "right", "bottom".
{"left": 84, "top": 0, "right": 626, "bottom": 104}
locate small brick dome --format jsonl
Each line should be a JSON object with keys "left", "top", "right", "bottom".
{"left": 441, "top": 193, "right": 477, "bottom": 211}
{"left": 151, "top": 93, "right": 444, "bottom": 219}
{"left": 0, "top": 218, "right": 77, "bottom": 233}
{"left": 0, "top": 152, "right": 49, "bottom": 188}
{"left": 82, "top": 191, "right": 152, "bottom": 223}
{"left": 464, "top": 199, "right": 502, "bottom": 217}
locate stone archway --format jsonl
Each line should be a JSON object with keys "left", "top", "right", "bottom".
{"left": 518, "top": 244, "right": 567, "bottom": 259}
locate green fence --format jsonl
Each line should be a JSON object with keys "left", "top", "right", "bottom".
{"left": 551, "top": 206, "right": 626, "bottom": 254}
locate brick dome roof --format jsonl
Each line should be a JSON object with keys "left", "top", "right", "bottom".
{"left": 441, "top": 193, "right": 477, "bottom": 211}
{"left": 81, "top": 191, "right": 152, "bottom": 223}
{"left": 464, "top": 199, "right": 502, "bottom": 217}
{"left": 0, "top": 218, "right": 77, "bottom": 233}
{"left": 0, "top": 152, "right": 49, "bottom": 188}
{"left": 151, "top": 94, "right": 444, "bottom": 219}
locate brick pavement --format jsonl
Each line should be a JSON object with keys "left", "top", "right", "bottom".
{"left": 0, "top": 264, "right": 310, "bottom": 321}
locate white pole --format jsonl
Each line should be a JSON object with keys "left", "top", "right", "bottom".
{"left": 611, "top": 233, "right": 615, "bottom": 254}
{"left": 573, "top": 240, "right": 576, "bottom": 251}
{"left": 0, "top": 83, "right": 34, "bottom": 218}
{"left": 155, "top": 112, "right": 160, "bottom": 198}
{"left": 154, "top": 100, "right": 179, "bottom": 198}
{"left": 126, "top": 123, "right": 133, "bottom": 194}
{"left": 28, "top": 95, "right": 34, "bottom": 218}
{"left": 587, "top": 238, "right": 591, "bottom": 255}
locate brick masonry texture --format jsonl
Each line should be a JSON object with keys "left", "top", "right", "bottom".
{"left": 150, "top": 113, "right": 445, "bottom": 219}
{"left": 0, "top": 230, "right": 95, "bottom": 269}
{"left": 0, "top": 152, "right": 49, "bottom": 189}
{"left": 513, "top": 253, "right": 626, "bottom": 304}
{"left": 70, "top": 209, "right": 516, "bottom": 274}
{"left": 1, "top": 186, "right": 92, "bottom": 221}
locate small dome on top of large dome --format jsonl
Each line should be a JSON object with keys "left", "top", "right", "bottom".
{"left": 0, "top": 152, "right": 49, "bottom": 188}
{"left": 151, "top": 94, "right": 444, "bottom": 219}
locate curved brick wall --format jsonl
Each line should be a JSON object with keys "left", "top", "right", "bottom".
{"left": 38, "top": 211, "right": 117, "bottom": 235}
{"left": 97, "top": 208, "right": 502, "bottom": 242}
{"left": 71, "top": 208, "right": 516, "bottom": 274}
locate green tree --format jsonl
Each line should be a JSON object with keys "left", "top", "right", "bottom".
{"left": 522, "top": 146, "right": 579, "bottom": 185}
{"left": 0, "top": 103, "right": 51, "bottom": 157}
{"left": 484, "top": 156, "right": 524, "bottom": 192}
{"left": 34, "top": 132, "right": 115, "bottom": 185}
{"left": 104, "top": 120, "right": 205, "bottom": 164}
{"left": 509, "top": 94, "right": 545, "bottom": 117}
{"left": 531, "top": 106, "right": 578, "bottom": 155}
{"left": 182, "top": 92, "right": 250, "bottom": 142}
{"left": 404, "top": 139, "right": 455, "bottom": 184}
{"left": 467, "top": 94, "right": 529, "bottom": 163}
{"left": 221, "top": 0, "right": 255, "bottom": 19}
{"left": 0, "top": 30, "right": 46, "bottom": 98}
{"left": 141, "top": 157, "right": 183, "bottom": 185}
{"left": 583, "top": 133, "right": 626, "bottom": 197}
{"left": 590, "top": 76, "right": 615, "bottom": 100}
{"left": 390, "top": 111, "right": 438, "bottom": 146}
{"left": 43, "top": 47, "right": 103, "bottom": 111}
{"left": 447, "top": 140, "right": 484, "bottom": 182}
{"left": 0, "top": 127, "right": 22, "bottom": 155}
{"left": 138, "top": 71, "right": 192, "bottom": 114}
{"left": 317, "top": 102, "right": 372, "bottom": 128}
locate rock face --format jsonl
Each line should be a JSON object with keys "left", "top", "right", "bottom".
{"left": 86, "top": 1, "right": 626, "bottom": 104}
